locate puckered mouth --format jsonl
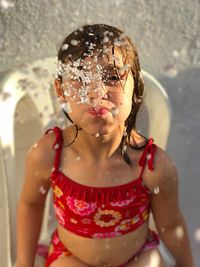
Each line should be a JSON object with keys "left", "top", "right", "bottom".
{"left": 87, "top": 107, "right": 110, "bottom": 116}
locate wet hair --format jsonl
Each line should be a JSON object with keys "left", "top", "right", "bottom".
{"left": 57, "top": 24, "right": 148, "bottom": 166}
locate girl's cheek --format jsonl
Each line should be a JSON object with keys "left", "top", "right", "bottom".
{"left": 111, "top": 92, "right": 130, "bottom": 106}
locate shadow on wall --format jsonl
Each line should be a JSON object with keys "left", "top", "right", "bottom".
{"left": 159, "top": 67, "right": 200, "bottom": 267}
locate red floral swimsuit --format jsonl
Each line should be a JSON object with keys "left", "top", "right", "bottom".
{"left": 44, "top": 126, "right": 160, "bottom": 267}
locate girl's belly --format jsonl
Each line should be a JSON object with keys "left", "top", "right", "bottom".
{"left": 57, "top": 221, "right": 149, "bottom": 267}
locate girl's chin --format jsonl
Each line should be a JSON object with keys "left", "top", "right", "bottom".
{"left": 81, "top": 125, "right": 117, "bottom": 137}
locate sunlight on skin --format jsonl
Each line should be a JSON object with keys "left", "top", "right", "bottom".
{"left": 149, "top": 250, "right": 161, "bottom": 267}
{"left": 175, "top": 225, "right": 184, "bottom": 240}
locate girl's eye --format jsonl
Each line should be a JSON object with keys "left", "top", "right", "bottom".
{"left": 104, "top": 75, "right": 120, "bottom": 85}
{"left": 110, "top": 75, "right": 119, "bottom": 81}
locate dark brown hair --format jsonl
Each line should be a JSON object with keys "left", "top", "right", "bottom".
{"left": 57, "top": 24, "right": 148, "bottom": 165}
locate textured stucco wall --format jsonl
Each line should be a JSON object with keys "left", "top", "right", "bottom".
{"left": 0, "top": 0, "right": 200, "bottom": 265}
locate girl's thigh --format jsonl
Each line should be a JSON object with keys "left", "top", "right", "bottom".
{"left": 126, "top": 248, "right": 168, "bottom": 267}
{"left": 50, "top": 255, "right": 91, "bottom": 267}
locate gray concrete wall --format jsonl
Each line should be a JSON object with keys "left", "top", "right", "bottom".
{"left": 0, "top": 0, "right": 199, "bottom": 265}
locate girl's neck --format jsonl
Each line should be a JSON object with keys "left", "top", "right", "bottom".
{"left": 70, "top": 124, "right": 125, "bottom": 164}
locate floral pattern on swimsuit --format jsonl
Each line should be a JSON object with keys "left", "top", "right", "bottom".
{"left": 45, "top": 126, "right": 157, "bottom": 239}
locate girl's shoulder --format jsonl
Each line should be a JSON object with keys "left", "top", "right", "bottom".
{"left": 144, "top": 144, "right": 178, "bottom": 191}
{"left": 26, "top": 130, "right": 56, "bottom": 181}
{"left": 128, "top": 130, "right": 178, "bottom": 191}
{"left": 154, "top": 145, "right": 177, "bottom": 175}
{"left": 130, "top": 131, "right": 176, "bottom": 174}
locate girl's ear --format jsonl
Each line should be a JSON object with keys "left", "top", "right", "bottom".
{"left": 54, "top": 79, "right": 64, "bottom": 99}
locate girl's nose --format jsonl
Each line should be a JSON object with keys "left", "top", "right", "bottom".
{"left": 88, "top": 82, "right": 108, "bottom": 100}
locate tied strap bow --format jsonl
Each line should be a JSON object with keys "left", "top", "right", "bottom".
{"left": 139, "top": 138, "right": 156, "bottom": 171}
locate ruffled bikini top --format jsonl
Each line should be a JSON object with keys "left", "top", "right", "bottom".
{"left": 45, "top": 126, "right": 157, "bottom": 239}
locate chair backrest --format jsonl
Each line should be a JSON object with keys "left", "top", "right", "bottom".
{"left": 0, "top": 58, "right": 171, "bottom": 267}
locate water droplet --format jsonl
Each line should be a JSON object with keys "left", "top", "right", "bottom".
{"left": 175, "top": 225, "right": 184, "bottom": 239}
{"left": 95, "top": 133, "right": 100, "bottom": 137}
{"left": 61, "top": 102, "right": 72, "bottom": 113}
{"left": 103, "top": 36, "right": 109, "bottom": 43}
{"left": 123, "top": 130, "right": 127, "bottom": 137}
{"left": 110, "top": 107, "right": 119, "bottom": 116}
{"left": 33, "top": 143, "right": 38, "bottom": 148}
{"left": 153, "top": 186, "right": 160, "bottom": 194}
{"left": 71, "top": 39, "right": 79, "bottom": 46}
{"left": 39, "top": 186, "right": 46, "bottom": 194}
{"left": 161, "top": 227, "right": 165, "bottom": 233}
{"left": 0, "top": 0, "right": 15, "bottom": 10}
{"left": 88, "top": 42, "right": 96, "bottom": 50}
{"left": 56, "top": 60, "right": 65, "bottom": 76}
{"left": 172, "top": 50, "right": 179, "bottom": 58}
{"left": 163, "top": 65, "right": 178, "bottom": 77}
{"left": 54, "top": 143, "right": 59, "bottom": 150}
{"left": 61, "top": 44, "right": 69, "bottom": 51}
{"left": 122, "top": 145, "right": 127, "bottom": 152}
{"left": 146, "top": 153, "right": 152, "bottom": 160}
{"left": 118, "top": 64, "right": 130, "bottom": 74}
{"left": 194, "top": 228, "right": 200, "bottom": 242}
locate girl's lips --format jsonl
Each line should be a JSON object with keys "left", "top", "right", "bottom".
{"left": 87, "top": 107, "right": 109, "bottom": 116}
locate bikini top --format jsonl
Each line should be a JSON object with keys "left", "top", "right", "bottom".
{"left": 45, "top": 126, "right": 157, "bottom": 239}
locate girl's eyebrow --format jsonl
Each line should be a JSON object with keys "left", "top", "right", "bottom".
{"left": 102, "top": 64, "right": 129, "bottom": 78}
{"left": 101, "top": 63, "right": 121, "bottom": 72}
{"left": 102, "top": 66, "right": 115, "bottom": 72}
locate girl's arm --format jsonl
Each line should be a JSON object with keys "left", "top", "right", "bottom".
{"left": 16, "top": 135, "right": 53, "bottom": 267}
{"left": 150, "top": 148, "right": 194, "bottom": 267}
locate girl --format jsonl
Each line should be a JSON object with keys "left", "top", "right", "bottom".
{"left": 16, "top": 24, "right": 193, "bottom": 267}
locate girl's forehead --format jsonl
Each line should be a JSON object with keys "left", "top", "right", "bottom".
{"left": 82, "top": 50, "right": 125, "bottom": 71}
{"left": 58, "top": 47, "right": 129, "bottom": 79}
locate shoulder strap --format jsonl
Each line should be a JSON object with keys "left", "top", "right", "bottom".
{"left": 138, "top": 138, "right": 157, "bottom": 178}
{"left": 44, "top": 126, "right": 63, "bottom": 171}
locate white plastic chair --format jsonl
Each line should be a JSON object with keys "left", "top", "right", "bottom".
{"left": 0, "top": 58, "right": 172, "bottom": 267}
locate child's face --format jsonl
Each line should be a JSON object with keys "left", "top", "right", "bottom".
{"left": 55, "top": 48, "right": 134, "bottom": 135}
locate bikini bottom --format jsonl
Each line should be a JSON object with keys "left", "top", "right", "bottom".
{"left": 44, "top": 228, "right": 160, "bottom": 267}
